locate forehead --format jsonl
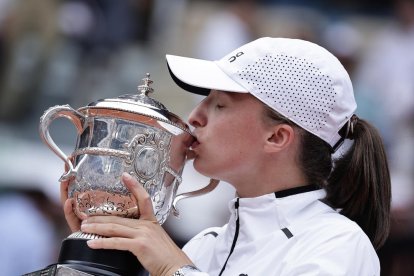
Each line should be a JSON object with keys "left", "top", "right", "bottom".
{"left": 209, "top": 90, "right": 256, "bottom": 103}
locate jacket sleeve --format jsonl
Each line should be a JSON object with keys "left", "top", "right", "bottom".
{"left": 181, "top": 227, "right": 224, "bottom": 275}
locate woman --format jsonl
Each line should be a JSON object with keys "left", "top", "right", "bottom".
{"left": 63, "top": 37, "right": 391, "bottom": 275}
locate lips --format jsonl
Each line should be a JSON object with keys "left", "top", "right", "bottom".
{"left": 186, "top": 138, "right": 200, "bottom": 161}
{"left": 191, "top": 139, "right": 200, "bottom": 150}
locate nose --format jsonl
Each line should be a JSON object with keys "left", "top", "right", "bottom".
{"left": 188, "top": 102, "right": 206, "bottom": 128}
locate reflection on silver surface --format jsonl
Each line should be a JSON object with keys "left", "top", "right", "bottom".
{"left": 56, "top": 265, "right": 94, "bottom": 275}
{"left": 39, "top": 75, "right": 216, "bottom": 231}
{"left": 65, "top": 117, "right": 184, "bottom": 224}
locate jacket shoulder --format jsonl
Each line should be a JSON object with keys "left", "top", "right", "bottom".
{"left": 182, "top": 225, "right": 226, "bottom": 254}
{"left": 284, "top": 213, "right": 380, "bottom": 275}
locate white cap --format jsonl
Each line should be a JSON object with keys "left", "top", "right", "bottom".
{"left": 166, "top": 37, "right": 357, "bottom": 149}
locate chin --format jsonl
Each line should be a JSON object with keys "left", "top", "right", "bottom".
{"left": 192, "top": 159, "right": 207, "bottom": 174}
{"left": 192, "top": 158, "right": 218, "bottom": 179}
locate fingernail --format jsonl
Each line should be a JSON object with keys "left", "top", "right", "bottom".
{"left": 81, "top": 223, "right": 89, "bottom": 230}
{"left": 122, "top": 172, "right": 133, "bottom": 181}
{"left": 87, "top": 239, "right": 96, "bottom": 246}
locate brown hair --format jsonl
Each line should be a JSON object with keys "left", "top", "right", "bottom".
{"left": 263, "top": 106, "right": 391, "bottom": 250}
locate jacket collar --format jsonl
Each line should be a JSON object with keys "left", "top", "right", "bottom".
{"left": 227, "top": 186, "right": 331, "bottom": 238}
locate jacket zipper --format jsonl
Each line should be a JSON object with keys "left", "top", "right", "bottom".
{"left": 218, "top": 198, "right": 240, "bottom": 276}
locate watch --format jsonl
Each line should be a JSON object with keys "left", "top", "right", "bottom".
{"left": 172, "top": 265, "right": 201, "bottom": 275}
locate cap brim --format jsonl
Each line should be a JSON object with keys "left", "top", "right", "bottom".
{"left": 166, "top": 54, "right": 248, "bottom": 96}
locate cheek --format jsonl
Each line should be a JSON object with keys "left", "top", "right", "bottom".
{"left": 195, "top": 122, "right": 261, "bottom": 175}
{"left": 216, "top": 115, "right": 264, "bottom": 154}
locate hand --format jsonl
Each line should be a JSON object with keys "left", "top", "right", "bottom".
{"left": 81, "top": 172, "right": 194, "bottom": 276}
{"left": 60, "top": 158, "right": 86, "bottom": 232}
{"left": 60, "top": 177, "right": 85, "bottom": 232}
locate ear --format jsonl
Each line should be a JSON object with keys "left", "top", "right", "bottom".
{"left": 264, "top": 124, "right": 296, "bottom": 153}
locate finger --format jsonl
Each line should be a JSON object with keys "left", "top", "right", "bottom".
{"left": 60, "top": 159, "right": 73, "bottom": 206}
{"left": 64, "top": 198, "right": 82, "bottom": 232}
{"left": 87, "top": 236, "right": 140, "bottom": 253}
{"left": 60, "top": 156, "right": 75, "bottom": 204}
{"left": 82, "top": 216, "right": 158, "bottom": 238}
{"left": 83, "top": 215, "right": 150, "bottom": 227}
{"left": 60, "top": 179, "right": 70, "bottom": 207}
{"left": 122, "top": 173, "right": 157, "bottom": 222}
{"left": 81, "top": 220, "right": 141, "bottom": 239}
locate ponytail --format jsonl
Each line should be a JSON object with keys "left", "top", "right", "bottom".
{"left": 326, "top": 118, "right": 391, "bottom": 249}
{"left": 264, "top": 107, "right": 391, "bottom": 249}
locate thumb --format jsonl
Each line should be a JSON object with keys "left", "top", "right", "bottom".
{"left": 121, "top": 172, "right": 157, "bottom": 222}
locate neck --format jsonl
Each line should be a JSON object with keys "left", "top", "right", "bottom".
{"left": 230, "top": 159, "right": 307, "bottom": 198}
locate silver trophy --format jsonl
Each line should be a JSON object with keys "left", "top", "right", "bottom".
{"left": 34, "top": 74, "right": 218, "bottom": 276}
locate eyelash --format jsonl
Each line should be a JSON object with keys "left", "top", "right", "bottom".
{"left": 216, "top": 104, "right": 224, "bottom": 109}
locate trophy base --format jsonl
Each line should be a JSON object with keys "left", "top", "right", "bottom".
{"left": 24, "top": 264, "right": 100, "bottom": 276}
{"left": 24, "top": 236, "right": 148, "bottom": 276}
{"left": 57, "top": 237, "right": 147, "bottom": 276}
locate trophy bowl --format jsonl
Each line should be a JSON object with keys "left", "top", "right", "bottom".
{"left": 37, "top": 74, "right": 218, "bottom": 276}
{"left": 40, "top": 74, "right": 195, "bottom": 227}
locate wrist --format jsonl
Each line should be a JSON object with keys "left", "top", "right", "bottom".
{"left": 172, "top": 265, "right": 201, "bottom": 276}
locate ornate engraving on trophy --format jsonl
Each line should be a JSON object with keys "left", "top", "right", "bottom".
{"left": 34, "top": 74, "right": 218, "bottom": 276}
{"left": 125, "top": 129, "right": 172, "bottom": 199}
{"left": 126, "top": 130, "right": 168, "bottom": 181}
{"left": 72, "top": 190, "right": 138, "bottom": 218}
{"left": 135, "top": 147, "right": 160, "bottom": 179}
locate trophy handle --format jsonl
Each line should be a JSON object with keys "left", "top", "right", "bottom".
{"left": 39, "top": 104, "right": 85, "bottom": 181}
{"left": 172, "top": 178, "right": 220, "bottom": 217}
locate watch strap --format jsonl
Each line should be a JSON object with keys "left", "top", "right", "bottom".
{"left": 173, "top": 265, "right": 201, "bottom": 276}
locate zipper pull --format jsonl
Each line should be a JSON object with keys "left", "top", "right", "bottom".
{"left": 235, "top": 198, "right": 240, "bottom": 219}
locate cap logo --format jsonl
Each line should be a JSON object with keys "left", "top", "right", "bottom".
{"left": 228, "top": 52, "right": 244, "bottom": 63}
